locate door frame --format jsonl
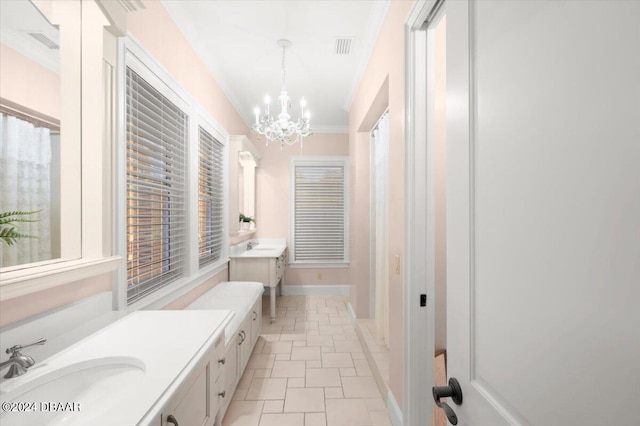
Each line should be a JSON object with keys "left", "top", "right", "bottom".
{"left": 403, "top": 1, "right": 443, "bottom": 425}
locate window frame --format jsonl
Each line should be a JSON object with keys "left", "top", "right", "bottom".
{"left": 289, "top": 156, "right": 350, "bottom": 269}
{"left": 115, "top": 37, "right": 229, "bottom": 311}
{"left": 123, "top": 65, "right": 189, "bottom": 305}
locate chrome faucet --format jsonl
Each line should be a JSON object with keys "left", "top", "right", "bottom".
{"left": 246, "top": 241, "right": 258, "bottom": 250}
{"left": 1, "top": 337, "right": 46, "bottom": 379}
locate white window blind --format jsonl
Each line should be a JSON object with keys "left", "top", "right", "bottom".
{"left": 126, "top": 67, "right": 187, "bottom": 304}
{"left": 291, "top": 158, "right": 348, "bottom": 264}
{"left": 198, "top": 126, "right": 224, "bottom": 267}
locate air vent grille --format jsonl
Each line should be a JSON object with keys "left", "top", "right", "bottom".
{"left": 335, "top": 38, "right": 354, "bottom": 55}
{"left": 28, "top": 33, "right": 59, "bottom": 49}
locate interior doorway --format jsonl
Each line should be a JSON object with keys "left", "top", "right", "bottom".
{"left": 403, "top": 0, "right": 447, "bottom": 424}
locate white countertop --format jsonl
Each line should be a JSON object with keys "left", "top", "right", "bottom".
{"left": 0, "top": 310, "right": 233, "bottom": 426}
{"left": 229, "top": 238, "right": 287, "bottom": 258}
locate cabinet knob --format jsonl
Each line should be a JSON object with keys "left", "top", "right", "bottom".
{"left": 218, "top": 390, "right": 226, "bottom": 398}
{"left": 167, "top": 414, "right": 179, "bottom": 426}
{"left": 218, "top": 357, "right": 226, "bottom": 365}
{"left": 253, "top": 311, "right": 258, "bottom": 320}
{"left": 238, "top": 330, "right": 246, "bottom": 345}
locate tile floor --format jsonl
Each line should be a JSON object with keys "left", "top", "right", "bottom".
{"left": 222, "top": 295, "right": 392, "bottom": 426}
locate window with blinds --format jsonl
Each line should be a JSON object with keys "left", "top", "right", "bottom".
{"left": 291, "top": 157, "right": 349, "bottom": 265}
{"left": 125, "top": 67, "right": 187, "bottom": 304}
{"left": 198, "top": 126, "right": 224, "bottom": 267}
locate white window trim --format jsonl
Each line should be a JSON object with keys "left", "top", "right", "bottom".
{"left": 115, "top": 36, "right": 229, "bottom": 311}
{"left": 289, "top": 156, "right": 350, "bottom": 269}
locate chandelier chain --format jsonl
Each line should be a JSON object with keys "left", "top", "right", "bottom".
{"left": 281, "top": 45, "right": 286, "bottom": 87}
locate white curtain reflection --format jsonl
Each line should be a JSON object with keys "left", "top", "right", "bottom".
{"left": 0, "top": 113, "right": 53, "bottom": 267}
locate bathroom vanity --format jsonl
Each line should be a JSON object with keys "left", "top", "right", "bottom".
{"left": 229, "top": 239, "right": 287, "bottom": 322}
{"left": 0, "top": 311, "right": 232, "bottom": 426}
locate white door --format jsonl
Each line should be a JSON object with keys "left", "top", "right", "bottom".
{"left": 446, "top": 1, "right": 640, "bottom": 425}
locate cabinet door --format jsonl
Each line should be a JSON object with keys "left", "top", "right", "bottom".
{"left": 163, "top": 351, "right": 214, "bottom": 426}
{"left": 239, "top": 315, "right": 253, "bottom": 373}
{"left": 220, "top": 339, "right": 239, "bottom": 419}
{"left": 250, "top": 298, "right": 262, "bottom": 348}
{"left": 230, "top": 258, "right": 270, "bottom": 283}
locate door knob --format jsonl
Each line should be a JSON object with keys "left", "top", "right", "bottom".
{"left": 432, "top": 377, "right": 463, "bottom": 425}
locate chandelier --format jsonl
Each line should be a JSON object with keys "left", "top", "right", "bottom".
{"left": 252, "top": 39, "right": 312, "bottom": 148}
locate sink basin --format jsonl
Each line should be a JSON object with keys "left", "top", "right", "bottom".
{"left": 0, "top": 357, "right": 145, "bottom": 426}
{"left": 239, "top": 245, "right": 285, "bottom": 257}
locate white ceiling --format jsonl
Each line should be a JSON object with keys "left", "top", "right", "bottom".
{"left": 160, "top": 0, "right": 390, "bottom": 133}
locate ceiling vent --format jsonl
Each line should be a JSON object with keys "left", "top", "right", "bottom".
{"left": 335, "top": 37, "right": 354, "bottom": 55}
{"left": 28, "top": 33, "right": 59, "bottom": 49}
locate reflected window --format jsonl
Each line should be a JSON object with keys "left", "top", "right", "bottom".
{"left": 0, "top": 113, "right": 60, "bottom": 267}
{"left": 0, "top": 0, "right": 62, "bottom": 268}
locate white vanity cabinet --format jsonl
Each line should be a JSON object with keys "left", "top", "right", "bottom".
{"left": 0, "top": 311, "right": 233, "bottom": 426}
{"left": 161, "top": 334, "right": 225, "bottom": 426}
{"left": 230, "top": 251, "right": 286, "bottom": 322}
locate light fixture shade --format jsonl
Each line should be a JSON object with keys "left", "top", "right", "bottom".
{"left": 252, "top": 39, "right": 312, "bottom": 148}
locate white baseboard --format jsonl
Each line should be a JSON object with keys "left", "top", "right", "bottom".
{"left": 280, "top": 285, "right": 350, "bottom": 296}
{"left": 387, "top": 390, "right": 403, "bottom": 426}
{"left": 347, "top": 302, "right": 356, "bottom": 326}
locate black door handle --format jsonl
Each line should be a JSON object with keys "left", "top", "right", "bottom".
{"left": 432, "top": 377, "right": 463, "bottom": 425}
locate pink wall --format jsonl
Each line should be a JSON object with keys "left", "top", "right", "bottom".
{"left": 348, "top": 0, "right": 414, "bottom": 408}
{"left": 0, "top": 43, "right": 60, "bottom": 120}
{"left": 253, "top": 132, "right": 350, "bottom": 286}
{"left": 127, "top": 2, "right": 248, "bottom": 136}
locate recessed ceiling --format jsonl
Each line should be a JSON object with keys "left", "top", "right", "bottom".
{"left": 161, "top": 0, "right": 390, "bottom": 133}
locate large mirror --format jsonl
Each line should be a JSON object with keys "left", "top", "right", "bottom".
{"left": 238, "top": 151, "right": 257, "bottom": 231}
{"left": 0, "top": 0, "right": 73, "bottom": 268}
{"left": 229, "top": 135, "right": 261, "bottom": 235}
